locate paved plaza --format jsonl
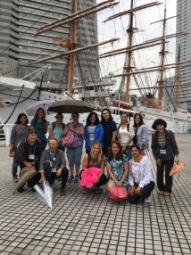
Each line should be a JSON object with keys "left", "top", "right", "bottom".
{"left": 0, "top": 134, "right": 191, "bottom": 255}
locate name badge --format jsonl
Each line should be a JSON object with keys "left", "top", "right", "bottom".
{"left": 160, "top": 149, "right": 166, "bottom": 155}
{"left": 29, "top": 154, "right": 35, "bottom": 160}
{"left": 52, "top": 168, "right": 56, "bottom": 173}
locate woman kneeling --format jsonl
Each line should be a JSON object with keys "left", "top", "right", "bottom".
{"left": 80, "top": 142, "right": 108, "bottom": 193}
{"left": 106, "top": 141, "right": 129, "bottom": 201}
{"left": 128, "top": 145, "right": 155, "bottom": 204}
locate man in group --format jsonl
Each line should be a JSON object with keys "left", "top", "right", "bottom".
{"left": 39, "top": 138, "right": 69, "bottom": 196}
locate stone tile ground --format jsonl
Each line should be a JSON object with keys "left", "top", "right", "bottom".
{"left": 0, "top": 134, "right": 191, "bottom": 255}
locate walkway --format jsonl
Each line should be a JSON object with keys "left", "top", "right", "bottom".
{"left": 0, "top": 134, "right": 191, "bottom": 255}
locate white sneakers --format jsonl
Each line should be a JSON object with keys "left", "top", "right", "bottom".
{"left": 144, "top": 196, "right": 151, "bottom": 203}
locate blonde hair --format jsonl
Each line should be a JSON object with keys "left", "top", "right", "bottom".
{"left": 90, "top": 142, "right": 103, "bottom": 163}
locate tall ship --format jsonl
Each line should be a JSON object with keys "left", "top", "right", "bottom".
{"left": 1, "top": 0, "right": 191, "bottom": 145}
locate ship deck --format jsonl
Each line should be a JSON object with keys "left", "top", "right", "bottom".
{"left": 0, "top": 134, "right": 191, "bottom": 255}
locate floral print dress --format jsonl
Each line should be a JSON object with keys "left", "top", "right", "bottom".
{"left": 107, "top": 154, "right": 129, "bottom": 188}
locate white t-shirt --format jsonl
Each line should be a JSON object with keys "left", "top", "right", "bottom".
{"left": 118, "top": 125, "right": 134, "bottom": 146}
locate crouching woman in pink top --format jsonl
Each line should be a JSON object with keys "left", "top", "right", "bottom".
{"left": 128, "top": 145, "right": 155, "bottom": 204}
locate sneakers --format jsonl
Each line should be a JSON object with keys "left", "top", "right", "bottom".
{"left": 60, "top": 187, "right": 66, "bottom": 196}
{"left": 68, "top": 175, "right": 74, "bottom": 182}
{"left": 17, "top": 187, "right": 24, "bottom": 193}
{"left": 74, "top": 175, "right": 79, "bottom": 183}
{"left": 95, "top": 187, "right": 103, "bottom": 194}
{"left": 144, "top": 196, "right": 151, "bottom": 203}
{"left": 68, "top": 175, "right": 79, "bottom": 183}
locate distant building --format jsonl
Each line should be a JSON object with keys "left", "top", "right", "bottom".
{"left": 176, "top": 0, "right": 191, "bottom": 109}
{"left": 0, "top": 0, "right": 99, "bottom": 88}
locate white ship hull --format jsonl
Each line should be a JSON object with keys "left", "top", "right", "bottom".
{"left": 1, "top": 85, "right": 191, "bottom": 146}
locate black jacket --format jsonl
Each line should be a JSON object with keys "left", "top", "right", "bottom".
{"left": 151, "top": 130, "right": 179, "bottom": 161}
{"left": 16, "top": 138, "right": 42, "bottom": 169}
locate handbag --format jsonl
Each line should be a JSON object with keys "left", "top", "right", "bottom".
{"left": 108, "top": 186, "right": 128, "bottom": 201}
{"left": 62, "top": 130, "right": 74, "bottom": 148}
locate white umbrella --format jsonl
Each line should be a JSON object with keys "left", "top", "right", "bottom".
{"left": 34, "top": 181, "right": 53, "bottom": 209}
{"left": 26, "top": 100, "right": 55, "bottom": 116}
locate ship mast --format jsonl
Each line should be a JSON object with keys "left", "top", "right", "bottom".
{"left": 124, "top": 0, "right": 134, "bottom": 102}
{"left": 68, "top": 0, "right": 77, "bottom": 93}
{"left": 32, "top": 0, "right": 118, "bottom": 93}
{"left": 103, "top": 1, "right": 161, "bottom": 102}
{"left": 157, "top": 1, "right": 167, "bottom": 109}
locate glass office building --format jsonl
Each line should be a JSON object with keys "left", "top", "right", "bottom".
{"left": 176, "top": 0, "right": 191, "bottom": 108}
{"left": 0, "top": 0, "right": 99, "bottom": 88}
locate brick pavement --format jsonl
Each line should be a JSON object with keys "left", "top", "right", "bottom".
{"left": 0, "top": 134, "right": 191, "bottom": 255}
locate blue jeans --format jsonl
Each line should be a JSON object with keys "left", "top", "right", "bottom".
{"left": 124, "top": 145, "right": 132, "bottom": 161}
{"left": 12, "top": 156, "right": 19, "bottom": 178}
{"left": 66, "top": 146, "right": 83, "bottom": 167}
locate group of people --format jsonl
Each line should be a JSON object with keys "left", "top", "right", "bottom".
{"left": 9, "top": 107, "right": 180, "bottom": 203}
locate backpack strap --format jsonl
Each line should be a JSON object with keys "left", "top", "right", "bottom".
{"left": 52, "top": 122, "right": 65, "bottom": 130}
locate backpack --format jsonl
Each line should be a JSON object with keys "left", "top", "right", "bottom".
{"left": 52, "top": 122, "right": 65, "bottom": 131}
{"left": 48, "top": 122, "right": 65, "bottom": 142}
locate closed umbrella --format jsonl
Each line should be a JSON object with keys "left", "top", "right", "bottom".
{"left": 48, "top": 99, "right": 95, "bottom": 113}
{"left": 34, "top": 181, "right": 53, "bottom": 209}
{"left": 26, "top": 100, "right": 55, "bottom": 116}
{"left": 13, "top": 166, "right": 37, "bottom": 194}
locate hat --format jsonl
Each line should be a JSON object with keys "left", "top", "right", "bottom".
{"left": 55, "top": 113, "right": 63, "bottom": 118}
{"left": 152, "top": 118, "right": 167, "bottom": 130}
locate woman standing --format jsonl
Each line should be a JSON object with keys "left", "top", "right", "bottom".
{"left": 48, "top": 113, "right": 65, "bottom": 151}
{"left": 128, "top": 145, "right": 155, "bottom": 204}
{"left": 63, "top": 112, "right": 84, "bottom": 183}
{"left": 133, "top": 113, "right": 149, "bottom": 154}
{"left": 101, "top": 108, "right": 117, "bottom": 156}
{"left": 117, "top": 112, "right": 134, "bottom": 160}
{"left": 80, "top": 142, "right": 108, "bottom": 193}
{"left": 9, "top": 113, "right": 31, "bottom": 182}
{"left": 106, "top": 141, "right": 129, "bottom": 193}
{"left": 151, "top": 118, "right": 179, "bottom": 196}
{"left": 30, "top": 107, "right": 49, "bottom": 150}
{"left": 16, "top": 129, "right": 42, "bottom": 191}
{"left": 84, "top": 112, "right": 104, "bottom": 153}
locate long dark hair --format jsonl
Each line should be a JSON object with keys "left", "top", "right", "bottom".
{"left": 101, "top": 108, "right": 113, "bottom": 122}
{"left": 120, "top": 112, "right": 129, "bottom": 131}
{"left": 108, "top": 141, "right": 123, "bottom": 161}
{"left": 34, "top": 107, "right": 46, "bottom": 122}
{"left": 15, "top": 113, "right": 29, "bottom": 125}
{"left": 133, "top": 113, "right": 144, "bottom": 127}
{"left": 86, "top": 112, "right": 100, "bottom": 125}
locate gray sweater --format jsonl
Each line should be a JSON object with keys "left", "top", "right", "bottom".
{"left": 10, "top": 124, "right": 31, "bottom": 146}
{"left": 39, "top": 149, "right": 66, "bottom": 173}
